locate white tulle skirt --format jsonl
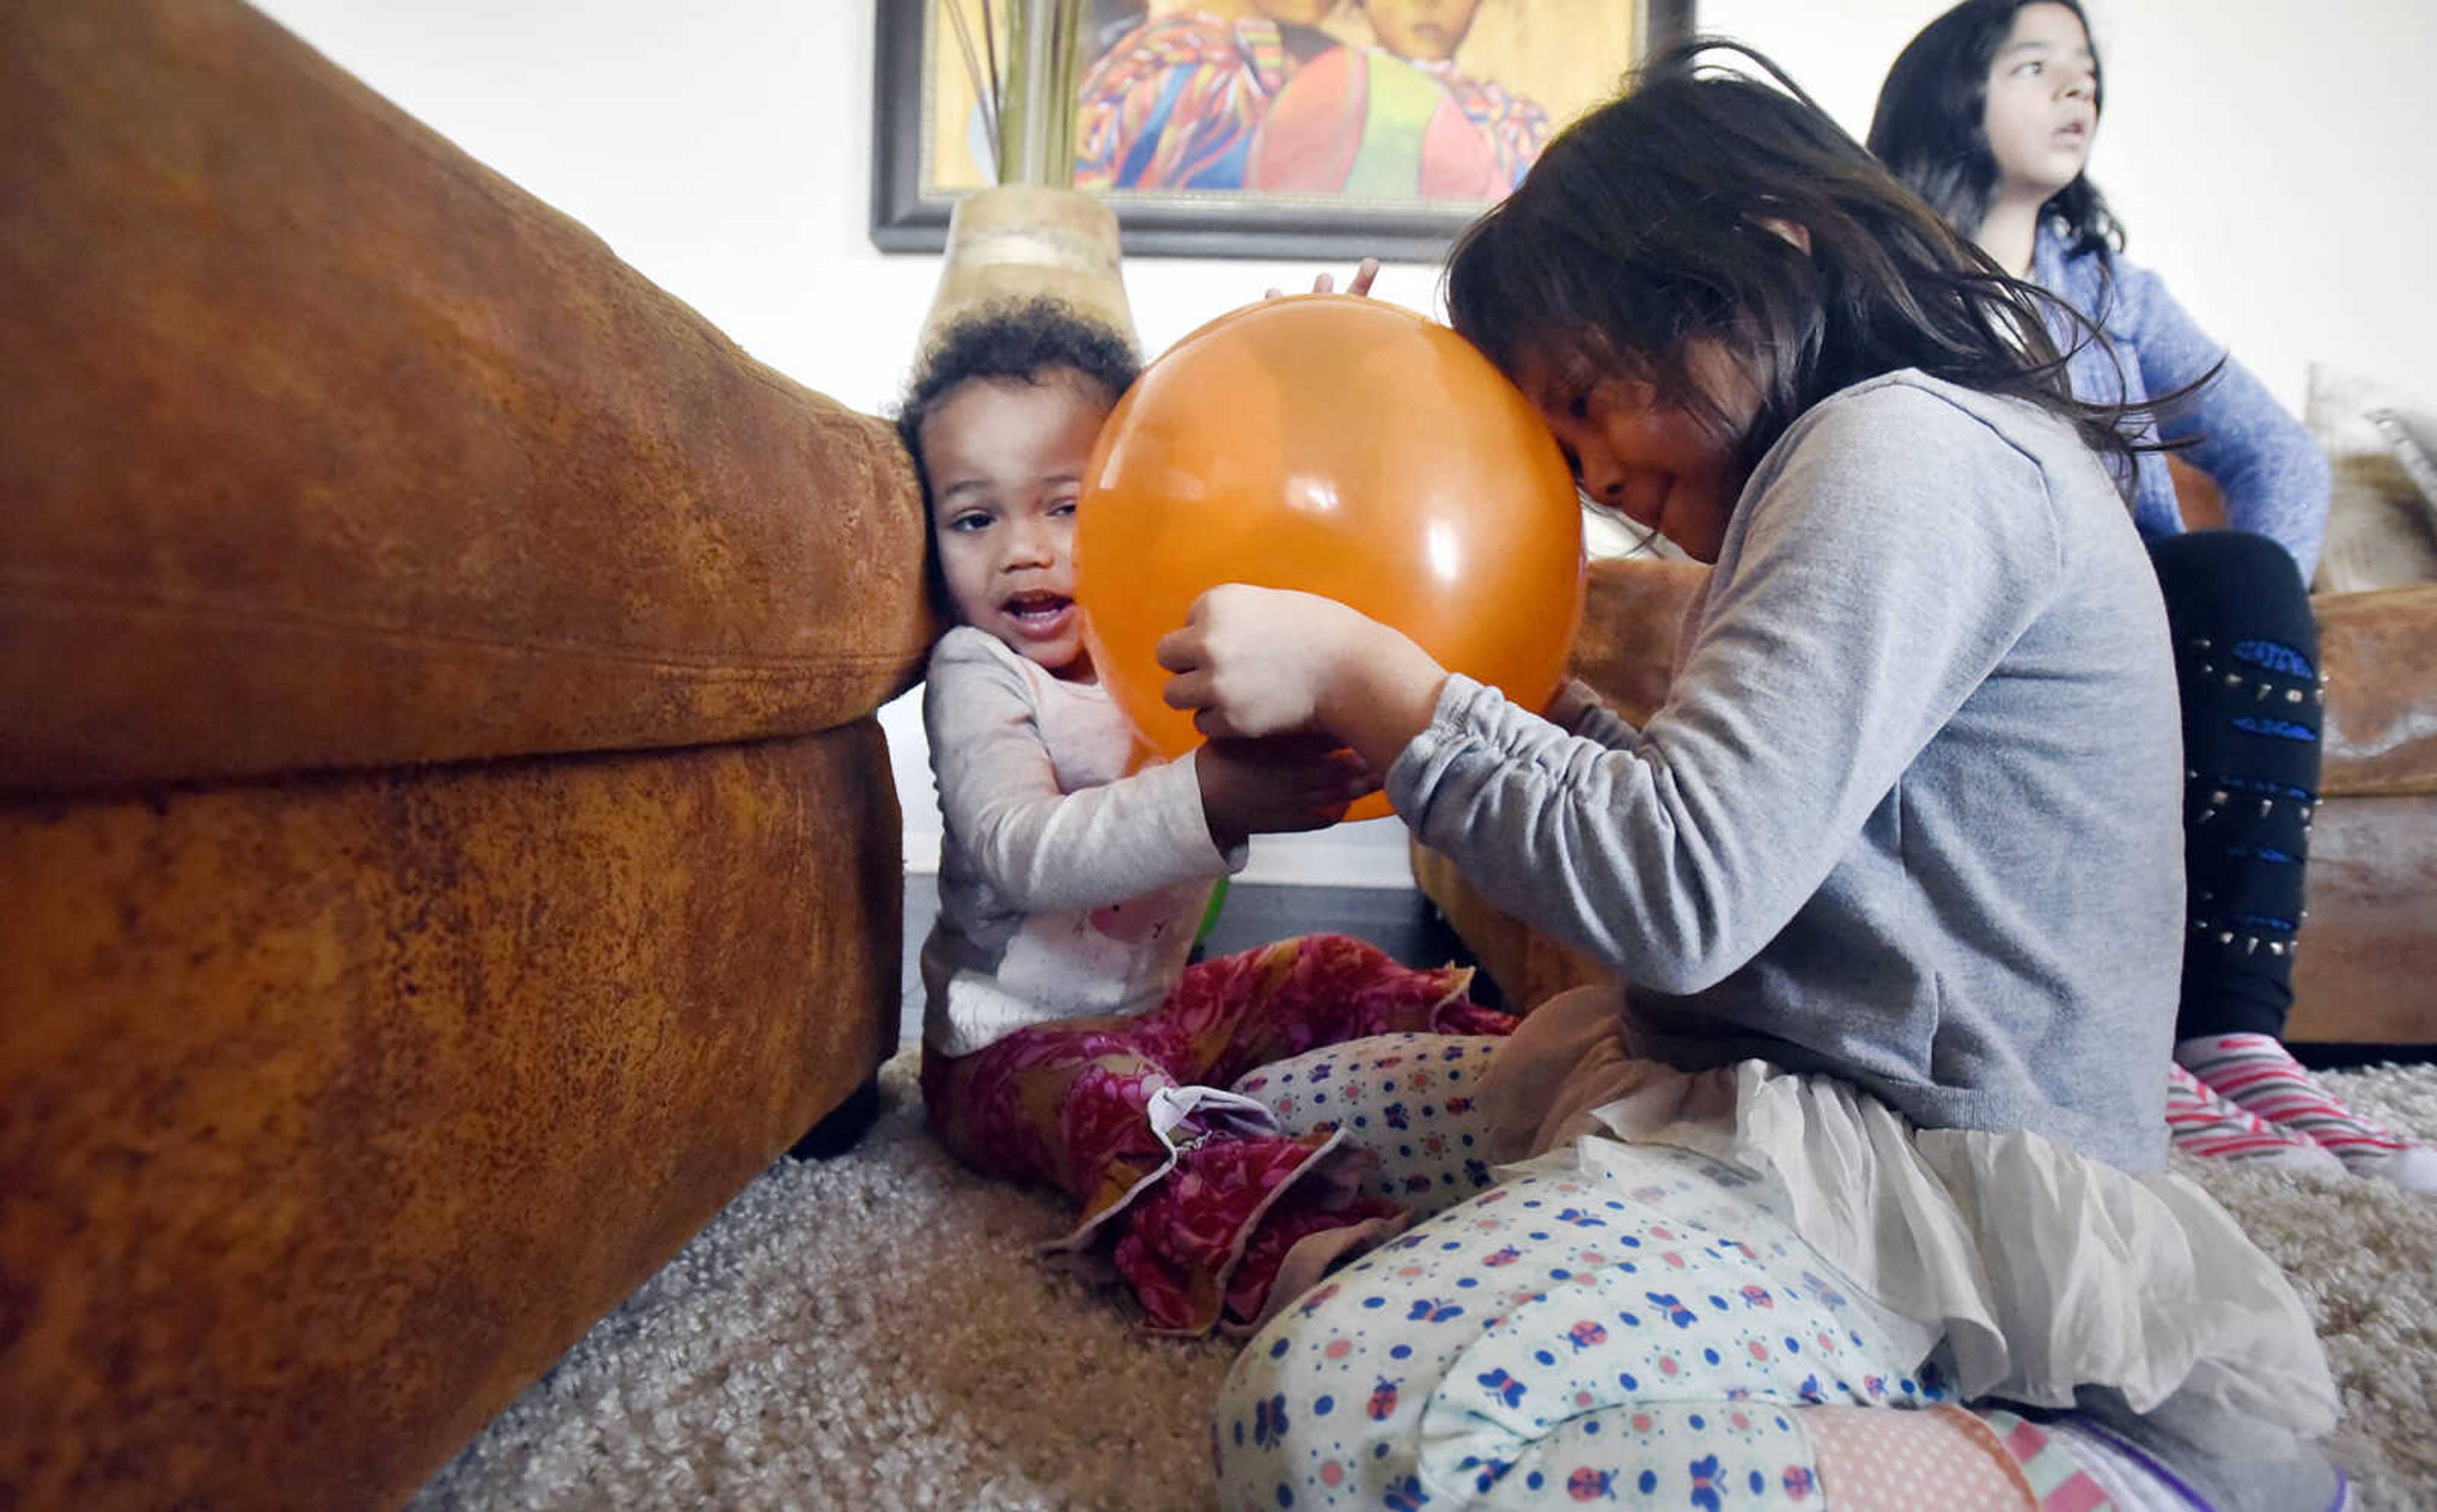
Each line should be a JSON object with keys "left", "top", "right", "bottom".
{"left": 1477, "top": 986, "right": 2339, "bottom": 1457}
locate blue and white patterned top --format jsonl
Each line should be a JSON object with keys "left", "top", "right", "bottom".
{"left": 2031, "top": 222, "right": 2329, "bottom": 579}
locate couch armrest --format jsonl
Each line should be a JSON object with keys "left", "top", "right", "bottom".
{"left": 1, "top": 0, "right": 936, "bottom": 798}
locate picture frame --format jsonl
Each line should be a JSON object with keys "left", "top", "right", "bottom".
{"left": 871, "top": 1, "right": 1698, "bottom": 263}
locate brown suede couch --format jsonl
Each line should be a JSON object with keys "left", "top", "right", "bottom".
{"left": 1416, "top": 556, "right": 2437, "bottom": 1048}
{"left": 1, "top": 3, "right": 934, "bottom": 1510}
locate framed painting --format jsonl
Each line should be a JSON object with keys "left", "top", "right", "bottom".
{"left": 871, "top": 1, "right": 1698, "bottom": 262}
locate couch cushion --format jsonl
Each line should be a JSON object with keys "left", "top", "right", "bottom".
{"left": 1566, "top": 558, "right": 1707, "bottom": 725}
{"left": 2285, "top": 793, "right": 2437, "bottom": 1044}
{"left": 2305, "top": 364, "right": 2437, "bottom": 596}
{"left": 0, "top": 722, "right": 901, "bottom": 1512}
{"left": 1, "top": 0, "right": 934, "bottom": 796}
{"left": 2318, "top": 584, "right": 2437, "bottom": 796}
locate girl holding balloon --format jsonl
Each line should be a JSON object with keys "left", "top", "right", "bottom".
{"left": 894, "top": 296, "right": 1516, "bottom": 1339}
{"left": 1168, "top": 42, "right": 2346, "bottom": 1512}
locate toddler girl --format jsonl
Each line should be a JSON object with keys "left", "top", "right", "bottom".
{"left": 897, "top": 297, "right": 1513, "bottom": 1337}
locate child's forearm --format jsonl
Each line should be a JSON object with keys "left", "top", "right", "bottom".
{"left": 1326, "top": 618, "right": 1451, "bottom": 778}
{"left": 960, "top": 759, "right": 1235, "bottom": 912}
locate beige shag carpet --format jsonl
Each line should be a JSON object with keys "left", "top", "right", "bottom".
{"left": 410, "top": 1051, "right": 2437, "bottom": 1512}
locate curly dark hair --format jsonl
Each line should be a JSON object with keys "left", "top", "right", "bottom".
{"left": 894, "top": 298, "right": 1140, "bottom": 478}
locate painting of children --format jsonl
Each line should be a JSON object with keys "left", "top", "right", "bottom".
{"left": 877, "top": 0, "right": 1685, "bottom": 258}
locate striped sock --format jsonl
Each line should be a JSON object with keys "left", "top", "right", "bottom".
{"left": 2179, "top": 1033, "right": 2437, "bottom": 1193}
{"left": 2164, "top": 1061, "right": 2344, "bottom": 1175}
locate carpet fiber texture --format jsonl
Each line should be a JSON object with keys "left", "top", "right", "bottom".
{"left": 410, "top": 1051, "right": 2437, "bottom": 1512}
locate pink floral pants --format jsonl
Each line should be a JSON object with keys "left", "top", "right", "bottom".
{"left": 920, "top": 933, "right": 1516, "bottom": 1335}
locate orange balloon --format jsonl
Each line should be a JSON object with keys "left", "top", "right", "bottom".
{"left": 1076, "top": 294, "right": 1587, "bottom": 823}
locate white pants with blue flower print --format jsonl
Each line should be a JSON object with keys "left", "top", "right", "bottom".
{"left": 1230, "top": 1032, "right": 1512, "bottom": 1217}
{"left": 1212, "top": 1132, "right": 1953, "bottom": 1511}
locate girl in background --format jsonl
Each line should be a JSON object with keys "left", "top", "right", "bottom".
{"left": 1871, "top": 0, "right": 2432, "bottom": 1191}
{"left": 1168, "top": 43, "right": 2345, "bottom": 1511}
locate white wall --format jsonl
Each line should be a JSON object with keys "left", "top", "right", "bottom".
{"left": 249, "top": 0, "right": 2437, "bottom": 884}
{"left": 1704, "top": 0, "right": 2437, "bottom": 411}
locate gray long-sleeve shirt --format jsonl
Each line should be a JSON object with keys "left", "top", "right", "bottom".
{"left": 920, "top": 626, "right": 1242, "bottom": 1057}
{"left": 1390, "top": 372, "right": 2183, "bottom": 1172}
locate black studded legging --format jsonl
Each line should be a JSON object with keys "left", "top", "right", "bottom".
{"left": 2148, "top": 529, "right": 2322, "bottom": 1040}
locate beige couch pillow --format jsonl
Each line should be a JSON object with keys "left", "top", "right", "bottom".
{"left": 2367, "top": 406, "right": 2437, "bottom": 518}
{"left": 2308, "top": 365, "right": 2437, "bottom": 594}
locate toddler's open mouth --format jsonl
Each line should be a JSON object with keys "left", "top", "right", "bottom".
{"left": 1001, "top": 590, "right": 1074, "bottom": 635}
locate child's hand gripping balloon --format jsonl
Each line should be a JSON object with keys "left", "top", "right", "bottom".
{"left": 1156, "top": 584, "right": 1448, "bottom": 786}
{"left": 1157, "top": 585, "right": 1363, "bottom": 740}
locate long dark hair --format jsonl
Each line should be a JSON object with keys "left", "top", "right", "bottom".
{"left": 1444, "top": 39, "right": 2137, "bottom": 485}
{"left": 1866, "top": 0, "right": 2119, "bottom": 260}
